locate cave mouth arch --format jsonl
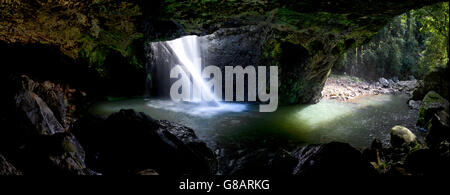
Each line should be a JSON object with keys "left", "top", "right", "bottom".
{"left": 0, "top": 42, "right": 96, "bottom": 89}
{"left": 0, "top": 42, "right": 147, "bottom": 97}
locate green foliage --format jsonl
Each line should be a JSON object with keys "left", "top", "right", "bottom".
{"left": 414, "top": 2, "right": 449, "bottom": 78}
{"left": 80, "top": 35, "right": 108, "bottom": 75}
{"left": 162, "top": 0, "right": 272, "bottom": 34}
{"left": 335, "top": 2, "right": 449, "bottom": 80}
{"left": 1, "top": 0, "right": 144, "bottom": 77}
{"left": 78, "top": 0, "right": 144, "bottom": 76}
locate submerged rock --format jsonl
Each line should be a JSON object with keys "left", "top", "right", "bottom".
{"left": 72, "top": 109, "right": 217, "bottom": 175}
{"left": 390, "top": 125, "right": 417, "bottom": 148}
{"left": 292, "top": 142, "right": 376, "bottom": 176}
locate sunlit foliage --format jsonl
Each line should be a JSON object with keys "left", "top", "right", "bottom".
{"left": 335, "top": 2, "right": 448, "bottom": 80}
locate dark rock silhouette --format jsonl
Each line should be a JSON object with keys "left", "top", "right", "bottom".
{"left": 72, "top": 109, "right": 217, "bottom": 175}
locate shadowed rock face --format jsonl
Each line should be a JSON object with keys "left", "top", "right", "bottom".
{"left": 417, "top": 91, "right": 449, "bottom": 128}
{"left": 0, "top": 75, "right": 94, "bottom": 175}
{"left": 222, "top": 141, "right": 376, "bottom": 176}
{"left": 0, "top": 154, "right": 22, "bottom": 175}
{"left": 1, "top": 0, "right": 444, "bottom": 103}
{"left": 412, "top": 65, "right": 450, "bottom": 101}
{"left": 292, "top": 142, "right": 376, "bottom": 176}
{"left": 71, "top": 109, "right": 217, "bottom": 175}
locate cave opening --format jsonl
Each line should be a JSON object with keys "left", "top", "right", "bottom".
{"left": 0, "top": 0, "right": 448, "bottom": 178}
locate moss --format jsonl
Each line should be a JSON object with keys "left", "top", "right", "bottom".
{"left": 417, "top": 91, "right": 449, "bottom": 127}
{"left": 408, "top": 142, "right": 424, "bottom": 154}
{"left": 261, "top": 39, "right": 283, "bottom": 68}
{"left": 2, "top": 0, "right": 441, "bottom": 103}
{"left": 1, "top": 0, "right": 144, "bottom": 77}
{"left": 273, "top": 9, "right": 353, "bottom": 31}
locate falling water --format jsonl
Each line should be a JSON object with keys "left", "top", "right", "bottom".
{"left": 149, "top": 35, "right": 218, "bottom": 103}
{"left": 148, "top": 35, "right": 247, "bottom": 114}
{"left": 167, "top": 35, "right": 220, "bottom": 103}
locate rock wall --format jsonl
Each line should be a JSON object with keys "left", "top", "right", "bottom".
{"left": 1, "top": 0, "right": 444, "bottom": 103}
{"left": 148, "top": 0, "right": 444, "bottom": 104}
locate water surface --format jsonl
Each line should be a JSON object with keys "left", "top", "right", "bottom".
{"left": 89, "top": 94, "right": 419, "bottom": 149}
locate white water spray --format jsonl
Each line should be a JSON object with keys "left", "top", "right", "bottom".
{"left": 166, "top": 35, "right": 219, "bottom": 103}
{"left": 148, "top": 35, "right": 247, "bottom": 115}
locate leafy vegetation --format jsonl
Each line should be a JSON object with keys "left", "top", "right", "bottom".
{"left": 334, "top": 2, "right": 449, "bottom": 81}
{"left": 1, "top": 0, "right": 144, "bottom": 77}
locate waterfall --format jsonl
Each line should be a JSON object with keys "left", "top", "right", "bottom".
{"left": 147, "top": 35, "right": 248, "bottom": 115}
{"left": 148, "top": 35, "right": 219, "bottom": 104}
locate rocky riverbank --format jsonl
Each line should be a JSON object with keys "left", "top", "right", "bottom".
{"left": 321, "top": 75, "right": 417, "bottom": 102}
{"left": 223, "top": 70, "right": 448, "bottom": 176}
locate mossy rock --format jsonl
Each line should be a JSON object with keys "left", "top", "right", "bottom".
{"left": 390, "top": 125, "right": 417, "bottom": 148}
{"left": 412, "top": 65, "right": 450, "bottom": 101}
{"left": 417, "top": 91, "right": 449, "bottom": 127}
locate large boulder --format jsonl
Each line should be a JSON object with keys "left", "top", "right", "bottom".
{"left": 417, "top": 91, "right": 449, "bottom": 127}
{"left": 15, "top": 90, "right": 66, "bottom": 135}
{"left": 33, "top": 81, "right": 67, "bottom": 127}
{"left": 292, "top": 142, "right": 376, "bottom": 176}
{"left": 157, "top": 120, "right": 218, "bottom": 173}
{"left": 9, "top": 75, "right": 66, "bottom": 135}
{"left": 0, "top": 75, "right": 93, "bottom": 175}
{"left": 71, "top": 109, "right": 217, "bottom": 175}
{"left": 17, "top": 75, "right": 67, "bottom": 126}
{"left": 412, "top": 65, "right": 449, "bottom": 101}
{"left": 390, "top": 125, "right": 417, "bottom": 148}
{"left": 425, "top": 110, "right": 450, "bottom": 148}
